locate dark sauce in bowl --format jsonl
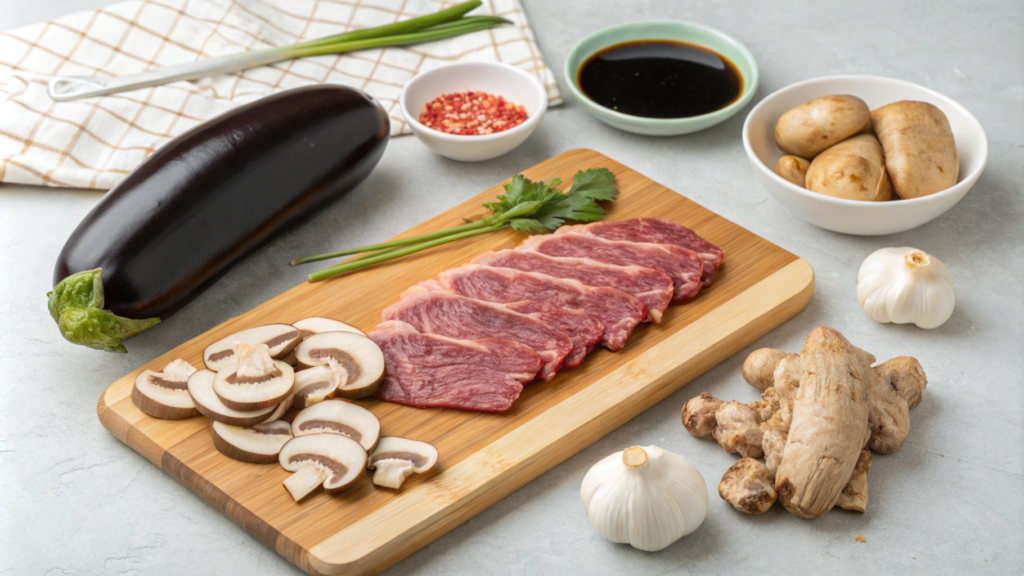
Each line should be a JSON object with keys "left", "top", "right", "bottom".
{"left": 578, "top": 40, "right": 743, "bottom": 119}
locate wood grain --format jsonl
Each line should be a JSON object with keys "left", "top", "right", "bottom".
{"left": 97, "top": 149, "right": 814, "bottom": 576}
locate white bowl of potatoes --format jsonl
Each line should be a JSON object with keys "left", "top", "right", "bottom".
{"left": 742, "top": 75, "right": 987, "bottom": 235}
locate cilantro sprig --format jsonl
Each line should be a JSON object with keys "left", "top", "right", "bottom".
{"left": 292, "top": 168, "right": 619, "bottom": 282}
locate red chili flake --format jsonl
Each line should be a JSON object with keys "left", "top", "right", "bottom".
{"left": 419, "top": 90, "right": 528, "bottom": 136}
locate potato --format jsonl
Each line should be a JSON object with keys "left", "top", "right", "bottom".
{"left": 774, "top": 95, "right": 871, "bottom": 158}
{"left": 775, "top": 155, "right": 811, "bottom": 188}
{"left": 871, "top": 101, "right": 958, "bottom": 199}
{"left": 805, "top": 134, "right": 892, "bottom": 202}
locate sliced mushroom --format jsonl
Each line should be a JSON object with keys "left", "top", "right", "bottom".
{"left": 260, "top": 393, "right": 294, "bottom": 424}
{"left": 188, "top": 369, "right": 276, "bottom": 426}
{"left": 292, "top": 317, "right": 365, "bottom": 339}
{"left": 294, "top": 332, "right": 384, "bottom": 399}
{"left": 291, "top": 399, "right": 380, "bottom": 451}
{"left": 292, "top": 365, "right": 345, "bottom": 410}
{"left": 204, "top": 324, "right": 303, "bottom": 372}
{"left": 213, "top": 342, "right": 294, "bottom": 411}
{"left": 132, "top": 359, "right": 199, "bottom": 419}
{"left": 210, "top": 420, "right": 293, "bottom": 464}
{"left": 367, "top": 437, "right": 439, "bottom": 489}
{"left": 278, "top": 433, "right": 367, "bottom": 501}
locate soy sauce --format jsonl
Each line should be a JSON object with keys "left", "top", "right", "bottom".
{"left": 578, "top": 40, "right": 742, "bottom": 119}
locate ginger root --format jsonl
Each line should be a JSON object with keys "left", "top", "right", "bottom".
{"left": 683, "top": 325, "right": 927, "bottom": 519}
{"left": 719, "top": 458, "right": 777, "bottom": 514}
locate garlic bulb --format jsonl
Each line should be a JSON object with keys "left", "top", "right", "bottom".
{"left": 580, "top": 446, "right": 707, "bottom": 552}
{"left": 857, "top": 247, "right": 955, "bottom": 329}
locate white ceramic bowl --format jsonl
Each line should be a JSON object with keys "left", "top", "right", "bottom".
{"left": 742, "top": 75, "right": 988, "bottom": 235}
{"left": 400, "top": 62, "right": 548, "bottom": 162}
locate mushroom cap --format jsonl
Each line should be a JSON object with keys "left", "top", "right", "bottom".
{"left": 279, "top": 433, "right": 368, "bottom": 494}
{"left": 132, "top": 359, "right": 199, "bottom": 419}
{"left": 291, "top": 399, "right": 381, "bottom": 452}
{"left": 292, "top": 365, "right": 344, "bottom": 410}
{"left": 368, "top": 437, "right": 438, "bottom": 474}
{"left": 213, "top": 345, "right": 295, "bottom": 411}
{"left": 292, "top": 317, "right": 365, "bottom": 339}
{"left": 294, "top": 332, "right": 384, "bottom": 399}
{"left": 203, "top": 324, "right": 303, "bottom": 372}
{"left": 188, "top": 369, "right": 277, "bottom": 426}
{"left": 211, "top": 420, "right": 293, "bottom": 464}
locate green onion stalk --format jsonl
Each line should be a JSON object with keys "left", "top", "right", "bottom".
{"left": 293, "top": 169, "right": 623, "bottom": 282}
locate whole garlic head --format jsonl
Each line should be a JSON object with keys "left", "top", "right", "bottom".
{"left": 581, "top": 446, "right": 707, "bottom": 552}
{"left": 857, "top": 247, "right": 955, "bottom": 329}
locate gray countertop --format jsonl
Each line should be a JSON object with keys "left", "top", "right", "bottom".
{"left": 2, "top": 1, "right": 1022, "bottom": 574}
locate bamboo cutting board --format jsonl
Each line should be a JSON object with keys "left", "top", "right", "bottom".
{"left": 97, "top": 149, "right": 813, "bottom": 576}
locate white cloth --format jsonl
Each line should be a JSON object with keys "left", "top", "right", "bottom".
{"left": 0, "top": 0, "right": 560, "bottom": 189}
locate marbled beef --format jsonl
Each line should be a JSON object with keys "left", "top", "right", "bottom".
{"left": 383, "top": 291, "right": 573, "bottom": 381}
{"left": 580, "top": 219, "right": 723, "bottom": 286}
{"left": 519, "top": 229, "right": 704, "bottom": 302}
{"left": 471, "top": 249, "right": 674, "bottom": 323}
{"left": 368, "top": 320, "right": 540, "bottom": 412}
{"left": 407, "top": 265, "right": 646, "bottom": 351}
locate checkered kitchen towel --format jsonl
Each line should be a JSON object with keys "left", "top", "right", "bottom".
{"left": 0, "top": 0, "right": 560, "bottom": 189}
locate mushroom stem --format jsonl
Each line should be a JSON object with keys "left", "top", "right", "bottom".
{"left": 283, "top": 465, "right": 330, "bottom": 501}
{"left": 371, "top": 459, "right": 416, "bottom": 489}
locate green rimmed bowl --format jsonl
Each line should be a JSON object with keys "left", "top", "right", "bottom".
{"left": 564, "top": 21, "right": 759, "bottom": 136}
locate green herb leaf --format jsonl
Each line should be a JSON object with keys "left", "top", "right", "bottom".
{"left": 566, "top": 168, "right": 619, "bottom": 201}
{"left": 507, "top": 218, "right": 548, "bottom": 234}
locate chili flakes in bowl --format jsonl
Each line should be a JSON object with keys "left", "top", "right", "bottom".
{"left": 419, "top": 91, "right": 528, "bottom": 136}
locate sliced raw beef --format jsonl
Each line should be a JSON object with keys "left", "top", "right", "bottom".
{"left": 368, "top": 321, "right": 537, "bottom": 412}
{"left": 472, "top": 250, "right": 674, "bottom": 323}
{"left": 407, "top": 265, "right": 646, "bottom": 351}
{"left": 581, "top": 219, "right": 723, "bottom": 286}
{"left": 519, "top": 229, "right": 704, "bottom": 303}
{"left": 383, "top": 291, "right": 572, "bottom": 381}
{"left": 504, "top": 301, "right": 603, "bottom": 368}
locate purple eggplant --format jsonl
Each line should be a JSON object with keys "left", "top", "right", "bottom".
{"left": 48, "top": 85, "right": 389, "bottom": 352}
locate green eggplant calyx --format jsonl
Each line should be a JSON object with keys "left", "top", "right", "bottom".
{"left": 47, "top": 268, "right": 160, "bottom": 353}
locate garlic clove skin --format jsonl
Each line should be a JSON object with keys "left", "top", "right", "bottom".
{"left": 581, "top": 445, "right": 707, "bottom": 552}
{"left": 857, "top": 247, "right": 955, "bottom": 329}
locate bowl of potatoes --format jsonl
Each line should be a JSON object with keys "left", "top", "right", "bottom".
{"left": 742, "top": 75, "right": 987, "bottom": 235}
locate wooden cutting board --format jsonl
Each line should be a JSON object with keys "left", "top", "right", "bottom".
{"left": 97, "top": 149, "right": 813, "bottom": 576}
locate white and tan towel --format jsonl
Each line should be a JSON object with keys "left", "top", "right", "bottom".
{"left": 0, "top": 0, "right": 560, "bottom": 189}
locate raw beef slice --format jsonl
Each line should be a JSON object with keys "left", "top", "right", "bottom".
{"left": 504, "top": 301, "right": 603, "bottom": 368}
{"left": 472, "top": 249, "right": 674, "bottom": 323}
{"left": 369, "top": 321, "right": 539, "bottom": 412}
{"left": 581, "top": 219, "right": 723, "bottom": 286}
{"left": 519, "top": 229, "right": 704, "bottom": 303}
{"left": 383, "top": 291, "right": 573, "bottom": 381}
{"left": 409, "top": 265, "right": 646, "bottom": 351}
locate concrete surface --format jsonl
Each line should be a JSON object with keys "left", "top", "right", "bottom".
{"left": 2, "top": 1, "right": 1022, "bottom": 574}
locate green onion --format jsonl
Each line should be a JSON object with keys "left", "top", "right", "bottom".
{"left": 295, "top": 169, "right": 622, "bottom": 283}
{"left": 307, "top": 225, "right": 504, "bottom": 282}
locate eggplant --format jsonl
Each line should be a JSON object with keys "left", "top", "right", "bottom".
{"left": 48, "top": 85, "right": 389, "bottom": 352}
